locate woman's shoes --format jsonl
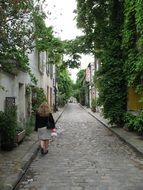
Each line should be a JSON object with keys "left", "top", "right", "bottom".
{"left": 44, "top": 150, "right": 48, "bottom": 154}
{"left": 41, "top": 148, "right": 44, "bottom": 155}
{"left": 40, "top": 148, "right": 48, "bottom": 155}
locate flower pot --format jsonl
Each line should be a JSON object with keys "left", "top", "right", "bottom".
{"left": 91, "top": 108, "right": 96, "bottom": 112}
{"left": 15, "top": 130, "right": 26, "bottom": 144}
{"left": 1, "top": 142, "right": 14, "bottom": 151}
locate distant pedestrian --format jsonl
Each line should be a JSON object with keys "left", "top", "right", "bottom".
{"left": 35, "top": 102, "right": 55, "bottom": 155}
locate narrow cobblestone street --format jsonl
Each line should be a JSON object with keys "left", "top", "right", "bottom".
{"left": 16, "top": 103, "right": 143, "bottom": 190}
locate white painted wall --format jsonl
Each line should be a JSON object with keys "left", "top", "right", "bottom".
{"left": 0, "top": 48, "right": 56, "bottom": 123}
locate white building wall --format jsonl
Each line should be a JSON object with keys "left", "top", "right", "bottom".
{"left": 0, "top": 48, "right": 56, "bottom": 123}
{"left": 87, "top": 62, "right": 96, "bottom": 108}
{"left": 0, "top": 72, "right": 29, "bottom": 111}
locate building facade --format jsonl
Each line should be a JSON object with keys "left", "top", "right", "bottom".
{"left": 85, "top": 62, "right": 96, "bottom": 108}
{"left": 0, "top": 49, "right": 56, "bottom": 124}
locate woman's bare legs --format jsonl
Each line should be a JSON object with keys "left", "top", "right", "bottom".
{"left": 40, "top": 140, "right": 44, "bottom": 154}
{"left": 40, "top": 139, "right": 49, "bottom": 154}
{"left": 45, "top": 140, "right": 49, "bottom": 150}
{"left": 40, "top": 140, "right": 44, "bottom": 148}
{"left": 40, "top": 140, "right": 49, "bottom": 154}
{"left": 44, "top": 140, "right": 49, "bottom": 153}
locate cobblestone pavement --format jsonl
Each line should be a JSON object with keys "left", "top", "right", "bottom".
{"left": 16, "top": 103, "right": 143, "bottom": 190}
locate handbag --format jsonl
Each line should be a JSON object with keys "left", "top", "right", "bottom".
{"left": 51, "top": 128, "right": 57, "bottom": 137}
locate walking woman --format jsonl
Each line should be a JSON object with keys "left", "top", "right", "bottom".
{"left": 35, "top": 102, "right": 55, "bottom": 155}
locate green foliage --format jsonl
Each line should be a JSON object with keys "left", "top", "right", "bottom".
{"left": 63, "top": 35, "right": 95, "bottom": 68}
{"left": 0, "top": 85, "right": 6, "bottom": 91}
{"left": 134, "top": 112, "right": 143, "bottom": 135}
{"left": 33, "top": 8, "right": 84, "bottom": 70}
{"left": 57, "top": 65, "right": 73, "bottom": 106}
{"left": 123, "top": 112, "right": 136, "bottom": 131}
{"left": 31, "top": 87, "right": 47, "bottom": 112}
{"left": 75, "top": 0, "right": 127, "bottom": 125}
{"left": 33, "top": 11, "right": 64, "bottom": 65}
{"left": 124, "top": 112, "right": 143, "bottom": 135}
{"left": 64, "top": 36, "right": 91, "bottom": 54}
{"left": 63, "top": 39, "right": 83, "bottom": 68}
{"left": 72, "top": 83, "right": 80, "bottom": 100}
{"left": 1, "top": 0, "right": 81, "bottom": 80}
{"left": 74, "top": 69, "right": 86, "bottom": 104}
{"left": 63, "top": 54, "right": 81, "bottom": 69}
{"left": 0, "top": 107, "right": 17, "bottom": 150}
{"left": 25, "top": 115, "right": 35, "bottom": 136}
{"left": 0, "top": 0, "right": 35, "bottom": 75}
{"left": 76, "top": 0, "right": 110, "bottom": 54}
{"left": 33, "top": 10, "right": 65, "bottom": 69}
{"left": 122, "top": 0, "right": 143, "bottom": 93}
{"left": 0, "top": 1, "right": 63, "bottom": 84}
{"left": 91, "top": 98, "right": 96, "bottom": 109}
{"left": 96, "top": 57, "right": 127, "bottom": 125}
{"left": 75, "top": 0, "right": 143, "bottom": 126}
{"left": 57, "top": 94, "right": 67, "bottom": 107}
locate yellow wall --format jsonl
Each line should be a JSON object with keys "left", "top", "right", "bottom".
{"left": 128, "top": 87, "right": 143, "bottom": 111}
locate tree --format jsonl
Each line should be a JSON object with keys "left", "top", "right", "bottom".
{"left": 74, "top": 69, "right": 86, "bottom": 105}
{"left": 57, "top": 64, "right": 73, "bottom": 106}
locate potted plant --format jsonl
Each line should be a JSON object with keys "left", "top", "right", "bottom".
{"left": 91, "top": 98, "right": 96, "bottom": 112}
{"left": 0, "top": 107, "right": 17, "bottom": 150}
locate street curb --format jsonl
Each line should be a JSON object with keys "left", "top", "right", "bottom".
{"left": 81, "top": 105, "right": 143, "bottom": 157}
{"left": 3, "top": 142, "right": 40, "bottom": 190}
{"left": 5, "top": 106, "right": 66, "bottom": 190}
{"left": 54, "top": 105, "right": 67, "bottom": 124}
{"left": 12, "top": 143, "right": 39, "bottom": 190}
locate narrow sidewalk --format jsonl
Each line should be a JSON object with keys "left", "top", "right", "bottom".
{"left": 82, "top": 105, "right": 143, "bottom": 157}
{"left": 0, "top": 107, "right": 65, "bottom": 190}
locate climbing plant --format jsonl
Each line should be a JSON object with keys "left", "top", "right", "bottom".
{"left": 74, "top": 0, "right": 143, "bottom": 127}
{"left": 75, "top": 0, "right": 127, "bottom": 126}
{"left": 122, "top": 0, "right": 143, "bottom": 93}
{"left": 31, "top": 86, "right": 47, "bottom": 112}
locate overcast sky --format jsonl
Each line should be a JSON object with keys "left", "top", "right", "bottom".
{"left": 45, "top": 0, "right": 81, "bottom": 40}
{"left": 45, "top": 0, "right": 94, "bottom": 82}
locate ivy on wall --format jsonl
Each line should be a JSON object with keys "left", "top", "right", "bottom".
{"left": 122, "top": 0, "right": 143, "bottom": 92}
{"left": 75, "top": 0, "right": 143, "bottom": 126}
{"left": 75, "top": 0, "right": 127, "bottom": 126}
